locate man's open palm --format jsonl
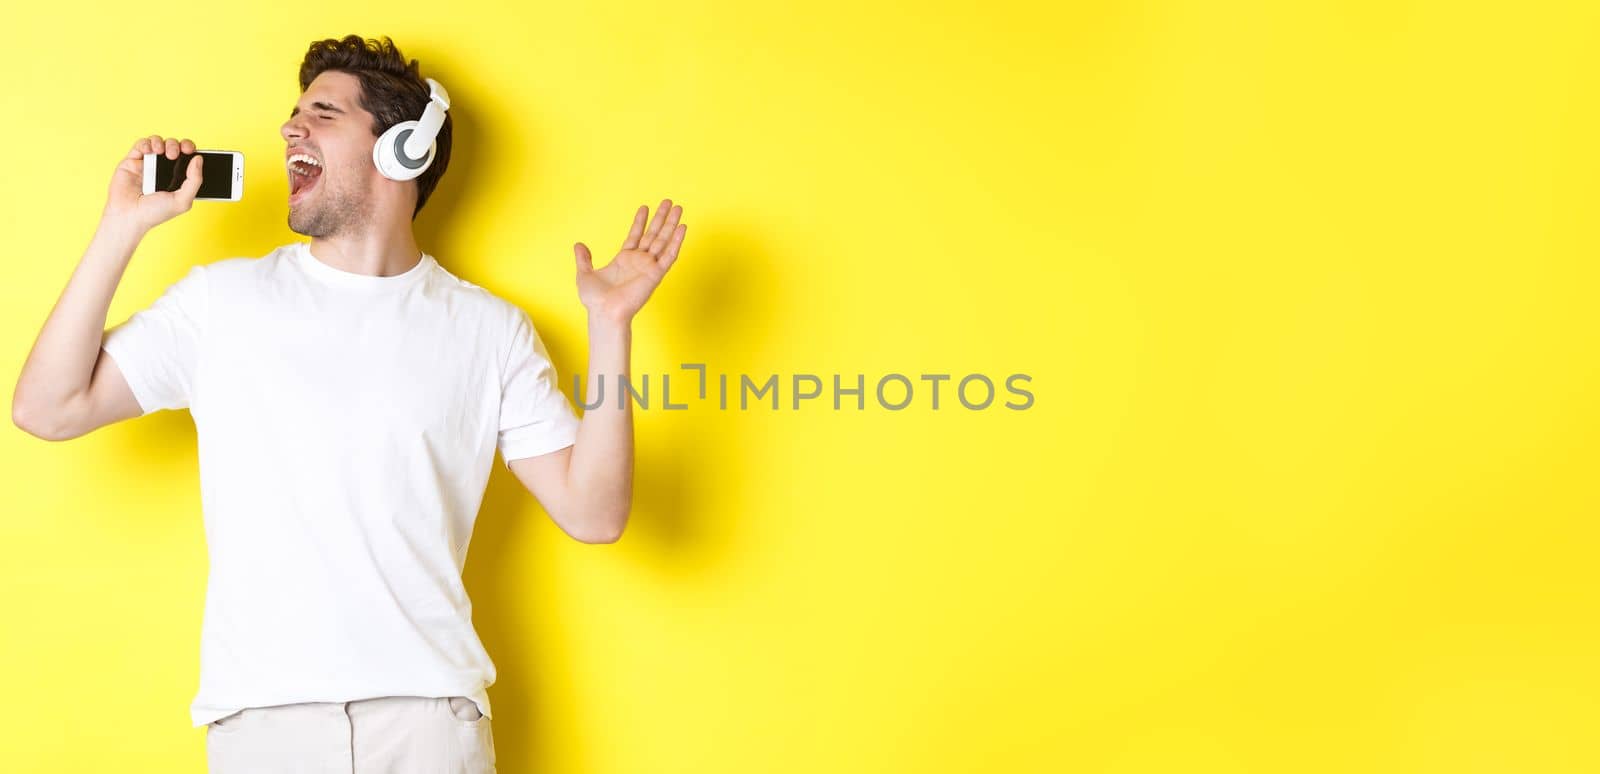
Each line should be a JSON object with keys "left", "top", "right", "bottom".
{"left": 575, "top": 199, "right": 687, "bottom": 322}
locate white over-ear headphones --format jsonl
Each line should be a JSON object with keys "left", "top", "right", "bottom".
{"left": 373, "top": 77, "right": 450, "bottom": 181}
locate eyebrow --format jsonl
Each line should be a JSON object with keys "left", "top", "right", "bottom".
{"left": 289, "top": 101, "right": 347, "bottom": 118}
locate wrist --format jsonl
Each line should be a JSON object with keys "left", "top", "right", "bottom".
{"left": 586, "top": 307, "right": 634, "bottom": 332}
{"left": 95, "top": 215, "right": 149, "bottom": 244}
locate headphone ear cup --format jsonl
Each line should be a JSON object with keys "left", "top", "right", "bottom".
{"left": 373, "top": 120, "right": 434, "bottom": 181}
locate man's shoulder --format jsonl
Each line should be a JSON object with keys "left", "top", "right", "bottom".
{"left": 425, "top": 261, "right": 532, "bottom": 322}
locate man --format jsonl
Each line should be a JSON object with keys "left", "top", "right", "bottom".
{"left": 10, "top": 35, "right": 686, "bottom": 772}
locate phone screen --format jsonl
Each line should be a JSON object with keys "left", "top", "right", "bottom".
{"left": 152, "top": 152, "right": 237, "bottom": 199}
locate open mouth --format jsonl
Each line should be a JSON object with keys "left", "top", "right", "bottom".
{"left": 287, "top": 153, "right": 323, "bottom": 202}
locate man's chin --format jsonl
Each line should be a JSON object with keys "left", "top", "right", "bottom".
{"left": 287, "top": 211, "right": 322, "bottom": 237}
{"left": 287, "top": 189, "right": 363, "bottom": 238}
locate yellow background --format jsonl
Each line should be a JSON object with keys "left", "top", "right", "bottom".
{"left": 3, "top": 1, "right": 1597, "bottom": 771}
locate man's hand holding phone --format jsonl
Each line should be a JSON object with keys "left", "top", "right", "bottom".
{"left": 103, "top": 135, "right": 204, "bottom": 235}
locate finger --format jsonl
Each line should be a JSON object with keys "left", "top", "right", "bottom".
{"left": 649, "top": 205, "right": 683, "bottom": 255}
{"left": 165, "top": 137, "right": 180, "bottom": 160}
{"left": 115, "top": 157, "right": 142, "bottom": 181}
{"left": 574, "top": 242, "right": 594, "bottom": 273}
{"left": 146, "top": 135, "right": 162, "bottom": 155}
{"left": 640, "top": 199, "right": 671, "bottom": 250}
{"left": 621, "top": 205, "right": 648, "bottom": 250}
{"left": 658, "top": 223, "right": 686, "bottom": 272}
{"left": 173, "top": 154, "right": 204, "bottom": 207}
{"left": 180, "top": 138, "right": 195, "bottom": 155}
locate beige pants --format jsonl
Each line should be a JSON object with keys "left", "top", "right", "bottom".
{"left": 205, "top": 695, "right": 496, "bottom": 773}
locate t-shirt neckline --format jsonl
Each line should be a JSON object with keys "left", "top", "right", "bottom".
{"left": 293, "top": 242, "right": 434, "bottom": 290}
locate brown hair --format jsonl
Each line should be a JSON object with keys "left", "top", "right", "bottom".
{"left": 298, "top": 35, "right": 451, "bottom": 220}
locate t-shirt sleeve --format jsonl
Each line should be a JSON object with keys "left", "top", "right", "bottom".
{"left": 100, "top": 263, "right": 209, "bottom": 415}
{"left": 498, "top": 307, "right": 581, "bottom": 469}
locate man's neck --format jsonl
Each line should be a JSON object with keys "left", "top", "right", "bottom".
{"left": 308, "top": 217, "right": 423, "bottom": 277}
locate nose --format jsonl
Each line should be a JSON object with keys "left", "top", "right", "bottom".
{"left": 282, "top": 114, "right": 308, "bottom": 143}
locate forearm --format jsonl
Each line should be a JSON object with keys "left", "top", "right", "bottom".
{"left": 12, "top": 218, "right": 144, "bottom": 424}
{"left": 564, "top": 312, "right": 634, "bottom": 540}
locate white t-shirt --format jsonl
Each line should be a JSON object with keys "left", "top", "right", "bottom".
{"left": 100, "top": 241, "right": 581, "bottom": 728}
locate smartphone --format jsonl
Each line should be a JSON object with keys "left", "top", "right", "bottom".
{"left": 142, "top": 150, "right": 244, "bottom": 201}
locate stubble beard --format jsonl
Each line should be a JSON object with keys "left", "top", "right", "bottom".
{"left": 288, "top": 177, "right": 371, "bottom": 238}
